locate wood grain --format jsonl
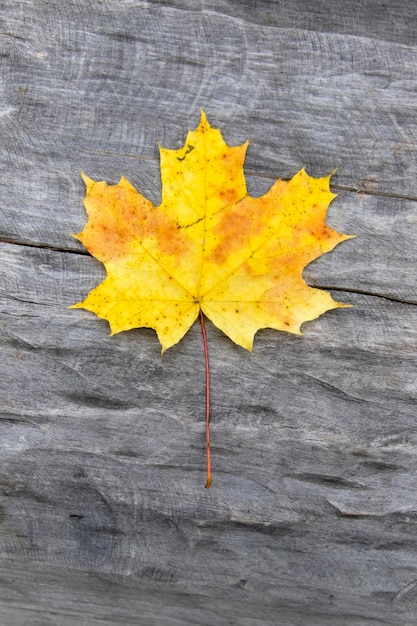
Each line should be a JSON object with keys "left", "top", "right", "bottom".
{"left": 1, "top": 1, "right": 417, "bottom": 624}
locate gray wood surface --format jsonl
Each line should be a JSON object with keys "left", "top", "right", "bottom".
{"left": 1, "top": 1, "right": 417, "bottom": 624}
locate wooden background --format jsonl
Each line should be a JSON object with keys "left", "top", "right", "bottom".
{"left": 1, "top": 1, "right": 417, "bottom": 624}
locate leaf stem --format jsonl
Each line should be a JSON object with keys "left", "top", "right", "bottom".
{"left": 199, "top": 309, "right": 212, "bottom": 489}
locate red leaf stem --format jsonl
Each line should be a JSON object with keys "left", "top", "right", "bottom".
{"left": 199, "top": 309, "right": 212, "bottom": 489}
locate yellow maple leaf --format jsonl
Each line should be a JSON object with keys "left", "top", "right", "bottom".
{"left": 72, "top": 111, "right": 352, "bottom": 352}
{"left": 72, "top": 112, "right": 353, "bottom": 488}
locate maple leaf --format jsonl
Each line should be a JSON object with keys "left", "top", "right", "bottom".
{"left": 72, "top": 111, "right": 353, "bottom": 488}
{"left": 72, "top": 111, "right": 351, "bottom": 352}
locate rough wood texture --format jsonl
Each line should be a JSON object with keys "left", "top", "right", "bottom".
{"left": 1, "top": 1, "right": 417, "bottom": 624}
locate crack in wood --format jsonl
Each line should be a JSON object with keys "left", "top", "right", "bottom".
{"left": 1, "top": 237, "right": 416, "bottom": 307}
{"left": 316, "top": 285, "right": 417, "bottom": 306}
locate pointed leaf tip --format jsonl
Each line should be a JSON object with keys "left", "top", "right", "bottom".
{"left": 197, "top": 108, "right": 213, "bottom": 132}
{"left": 80, "top": 171, "right": 94, "bottom": 192}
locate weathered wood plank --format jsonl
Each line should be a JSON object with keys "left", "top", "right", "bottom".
{"left": 2, "top": 180, "right": 417, "bottom": 307}
{"left": 1, "top": 559, "right": 416, "bottom": 626}
{"left": 1, "top": 243, "right": 417, "bottom": 621}
{"left": 165, "top": 0, "right": 417, "bottom": 46}
{"left": 1, "top": 0, "right": 417, "bottom": 624}
{"left": 1, "top": 0, "right": 417, "bottom": 256}
{"left": 3, "top": 558, "right": 417, "bottom": 626}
